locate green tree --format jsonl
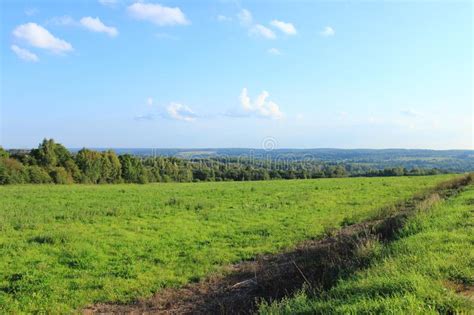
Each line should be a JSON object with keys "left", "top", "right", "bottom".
{"left": 119, "top": 154, "right": 147, "bottom": 183}
{"left": 101, "top": 151, "right": 122, "bottom": 183}
{"left": 75, "top": 149, "right": 103, "bottom": 183}
{"left": 50, "top": 167, "right": 72, "bottom": 184}
{"left": 27, "top": 165, "right": 53, "bottom": 183}
{"left": 0, "top": 147, "right": 9, "bottom": 159}
{"left": 0, "top": 158, "right": 28, "bottom": 184}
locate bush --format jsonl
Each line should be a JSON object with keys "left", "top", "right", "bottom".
{"left": 0, "top": 158, "right": 28, "bottom": 184}
{"left": 50, "top": 167, "right": 72, "bottom": 184}
{"left": 27, "top": 166, "right": 52, "bottom": 184}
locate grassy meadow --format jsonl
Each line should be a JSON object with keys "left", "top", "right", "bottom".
{"left": 260, "top": 181, "right": 474, "bottom": 314}
{"left": 0, "top": 175, "right": 456, "bottom": 312}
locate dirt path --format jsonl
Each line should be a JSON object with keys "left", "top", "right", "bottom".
{"left": 84, "top": 175, "right": 473, "bottom": 315}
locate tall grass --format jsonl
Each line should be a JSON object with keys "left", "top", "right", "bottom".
{"left": 0, "top": 175, "right": 455, "bottom": 312}
{"left": 259, "top": 182, "right": 474, "bottom": 314}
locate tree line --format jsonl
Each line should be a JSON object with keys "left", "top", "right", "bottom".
{"left": 0, "top": 139, "right": 446, "bottom": 185}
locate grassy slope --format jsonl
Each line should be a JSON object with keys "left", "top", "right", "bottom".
{"left": 260, "top": 183, "right": 474, "bottom": 314}
{"left": 0, "top": 175, "right": 453, "bottom": 312}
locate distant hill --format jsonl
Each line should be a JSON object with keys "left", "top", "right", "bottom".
{"left": 65, "top": 148, "right": 474, "bottom": 172}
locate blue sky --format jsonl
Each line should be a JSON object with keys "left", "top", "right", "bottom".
{"left": 1, "top": 0, "right": 472, "bottom": 149}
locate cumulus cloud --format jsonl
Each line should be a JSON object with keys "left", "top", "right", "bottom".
{"left": 11, "top": 45, "right": 39, "bottom": 62}
{"left": 239, "top": 88, "right": 283, "bottom": 119}
{"left": 80, "top": 17, "right": 118, "bottom": 37}
{"left": 267, "top": 47, "right": 281, "bottom": 55}
{"left": 320, "top": 26, "right": 335, "bottom": 37}
{"left": 237, "top": 9, "right": 252, "bottom": 26}
{"left": 13, "top": 23, "right": 73, "bottom": 54}
{"left": 250, "top": 24, "right": 276, "bottom": 39}
{"left": 237, "top": 9, "right": 285, "bottom": 40}
{"left": 270, "top": 20, "right": 297, "bottom": 35}
{"left": 167, "top": 103, "right": 196, "bottom": 121}
{"left": 127, "top": 2, "right": 190, "bottom": 26}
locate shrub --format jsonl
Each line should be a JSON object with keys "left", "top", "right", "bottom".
{"left": 0, "top": 158, "right": 28, "bottom": 184}
{"left": 27, "top": 165, "right": 52, "bottom": 184}
{"left": 50, "top": 167, "right": 72, "bottom": 184}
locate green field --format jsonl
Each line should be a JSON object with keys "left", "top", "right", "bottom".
{"left": 260, "top": 181, "right": 474, "bottom": 314}
{"left": 0, "top": 175, "right": 456, "bottom": 312}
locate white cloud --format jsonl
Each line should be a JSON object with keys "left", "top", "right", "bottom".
{"left": 239, "top": 88, "right": 283, "bottom": 119}
{"left": 127, "top": 2, "right": 190, "bottom": 26}
{"left": 320, "top": 26, "right": 335, "bottom": 37}
{"left": 80, "top": 17, "right": 118, "bottom": 37}
{"left": 237, "top": 9, "right": 281, "bottom": 40}
{"left": 167, "top": 103, "right": 196, "bottom": 121}
{"left": 217, "top": 15, "right": 232, "bottom": 22}
{"left": 267, "top": 47, "right": 281, "bottom": 55}
{"left": 270, "top": 20, "right": 297, "bottom": 35}
{"left": 11, "top": 45, "right": 39, "bottom": 62}
{"left": 237, "top": 9, "right": 252, "bottom": 26}
{"left": 147, "top": 97, "right": 153, "bottom": 106}
{"left": 240, "top": 88, "right": 252, "bottom": 111}
{"left": 13, "top": 23, "right": 73, "bottom": 54}
{"left": 98, "top": 0, "right": 117, "bottom": 6}
{"left": 250, "top": 24, "right": 276, "bottom": 39}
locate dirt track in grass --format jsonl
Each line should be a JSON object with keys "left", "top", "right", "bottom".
{"left": 84, "top": 175, "right": 473, "bottom": 315}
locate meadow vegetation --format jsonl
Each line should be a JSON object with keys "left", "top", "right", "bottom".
{"left": 0, "top": 175, "right": 454, "bottom": 312}
{"left": 259, "top": 182, "right": 474, "bottom": 314}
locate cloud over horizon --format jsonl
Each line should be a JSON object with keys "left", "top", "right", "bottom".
{"left": 166, "top": 103, "right": 197, "bottom": 121}
{"left": 239, "top": 88, "right": 283, "bottom": 119}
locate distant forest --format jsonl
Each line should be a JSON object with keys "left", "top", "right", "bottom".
{"left": 1, "top": 139, "right": 471, "bottom": 185}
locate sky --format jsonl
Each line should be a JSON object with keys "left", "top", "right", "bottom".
{"left": 0, "top": 0, "right": 472, "bottom": 149}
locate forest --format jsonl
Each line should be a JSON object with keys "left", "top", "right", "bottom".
{"left": 0, "top": 139, "right": 451, "bottom": 185}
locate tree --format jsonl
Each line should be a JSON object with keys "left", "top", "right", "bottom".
{"left": 0, "top": 158, "right": 28, "bottom": 184}
{"left": 27, "top": 165, "right": 53, "bottom": 183}
{"left": 101, "top": 151, "right": 122, "bottom": 183}
{"left": 64, "top": 159, "right": 82, "bottom": 182}
{"left": 31, "top": 139, "right": 58, "bottom": 167}
{"left": 119, "top": 154, "right": 147, "bottom": 183}
{"left": 50, "top": 167, "right": 72, "bottom": 184}
{"left": 75, "top": 149, "right": 103, "bottom": 183}
{"left": 31, "top": 138, "right": 74, "bottom": 169}
{"left": 0, "top": 147, "right": 9, "bottom": 159}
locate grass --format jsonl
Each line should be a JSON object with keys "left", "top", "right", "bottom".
{"left": 0, "top": 175, "right": 455, "bottom": 312}
{"left": 259, "top": 181, "right": 474, "bottom": 314}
